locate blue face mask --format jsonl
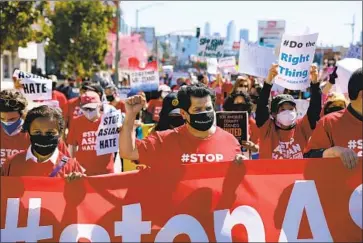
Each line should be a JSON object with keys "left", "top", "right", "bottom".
{"left": 1, "top": 118, "right": 23, "bottom": 135}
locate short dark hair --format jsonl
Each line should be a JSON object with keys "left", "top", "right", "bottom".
{"left": 22, "top": 105, "right": 65, "bottom": 134}
{"left": 0, "top": 89, "right": 28, "bottom": 113}
{"left": 348, "top": 67, "right": 363, "bottom": 100}
{"left": 177, "top": 83, "right": 216, "bottom": 112}
{"left": 223, "top": 91, "right": 253, "bottom": 113}
{"left": 81, "top": 83, "right": 104, "bottom": 98}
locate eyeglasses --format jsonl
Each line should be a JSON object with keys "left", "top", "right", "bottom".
{"left": 0, "top": 98, "right": 19, "bottom": 108}
{"left": 81, "top": 107, "right": 97, "bottom": 112}
{"left": 239, "top": 85, "right": 249, "bottom": 88}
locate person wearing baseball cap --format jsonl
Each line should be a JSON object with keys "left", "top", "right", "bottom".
{"left": 305, "top": 68, "right": 362, "bottom": 169}
{"left": 67, "top": 90, "right": 116, "bottom": 175}
{"left": 255, "top": 63, "right": 321, "bottom": 159}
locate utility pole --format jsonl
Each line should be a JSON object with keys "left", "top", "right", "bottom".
{"left": 345, "top": 14, "right": 355, "bottom": 45}
{"left": 114, "top": 1, "right": 121, "bottom": 85}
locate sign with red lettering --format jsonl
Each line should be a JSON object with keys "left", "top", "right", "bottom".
{"left": 1, "top": 159, "right": 361, "bottom": 242}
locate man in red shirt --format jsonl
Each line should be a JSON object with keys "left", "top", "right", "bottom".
{"left": 255, "top": 64, "right": 321, "bottom": 159}
{"left": 304, "top": 68, "right": 362, "bottom": 169}
{"left": 67, "top": 90, "right": 115, "bottom": 175}
{"left": 119, "top": 83, "right": 244, "bottom": 169}
{"left": 147, "top": 85, "right": 170, "bottom": 123}
{"left": 1, "top": 105, "right": 82, "bottom": 179}
{"left": 104, "top": 84, "right": 126, "bottom": 113}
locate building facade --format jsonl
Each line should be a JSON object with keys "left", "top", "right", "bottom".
{"left": 226, "top": 20, "right": 236, "bottom": 50}
{"left": 204, "top": 22, "right": 211, "bottom": 36}
{"left": 239, "top": 29, "right": 249, "bottom": 42}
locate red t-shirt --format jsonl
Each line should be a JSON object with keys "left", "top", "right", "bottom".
{"left": 248, "top": 116, "right": 259, "bottom": 144}
{"left": 67, "top": 115, "right": 114, "bottom": 176}
{"left": 136, "top": 124, "right": 241, "bottom": 169}
{"left": 222, "top": 82, "right": 233, "bottom": 96}
{"left": 0, "top": 128, "right": 70, "bottom": 165}
{"left": 115, "top": 100, "right": 126, "bottom": 113}
{"left": 305, "top": 108, "right": 363, "bottom": 156}
{"left": 259, "top": 116, "right": 312, "bottom": 159}
{"left": 67, "top": 97, "right": 83, "bottom": 128}
{"left": 52, "top": 90, "right": 68, "bottom": 118}
{"left": 1, "top": 149, "right": 82, "bottom": 177}
{"left": 209, "top": 81, "right": 224, "bottom": 106}
{"left": 147, "top": 99, "right": 163, "bottom": 122}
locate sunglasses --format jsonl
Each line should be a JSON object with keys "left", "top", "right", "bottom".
{"left": 239, "top": 85, "right": 249, "bottom": 88}
{"left": 0, "top": 98, "right": 20, "bottom": 108}
{"left": 81, "top": 107, "right": 97, "bottom": 112}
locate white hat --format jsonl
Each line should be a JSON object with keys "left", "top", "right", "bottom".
{"left": 158, "top": 84, "right": 171, "bottom": 92}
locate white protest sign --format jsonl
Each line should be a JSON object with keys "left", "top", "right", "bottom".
{"left": 13, "top": 70, "right": 52, "bottom": 101}
{"left": 275, "top": 33, "right": 319, "bottom": 90}
{"left": 96, "top": 109, "right": 123, "bottom": 156}
{"left": 294, "top": 99, "right": 309, "bottom": 119}
{"left": 218, "top": 56, "right": 236, "bottom": 73}
{"left": 335, "top": 58, "right": 362, "bottom": 94}
{"left": 197, "top": 36, "right": 225, "bottom": 58}
{"left": 207, "top": 58, "right": 219, "bottom": 74}
{"left": 238, "top": 40, "right": 276, "bottom": 78}
{"left": 129, "top": 70, "right": 159, "bottom": 92}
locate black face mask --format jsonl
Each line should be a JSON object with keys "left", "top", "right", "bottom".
{"left": 168, "top": 116, "right": 185, "bottom": 128}
{"left": 30, "top": 134, "right": 60, "bottom": 156}
{"left": 324, "top": 106, "right": 344, "bottom": 115}
{"left": 187, "top": 111, "right": 214, "bottom": 131}
{"left": 106, "top": 95, "right": 115, "bottom": 102}
{"left": 232, "top": 103, "right": 250, "bottom": 112}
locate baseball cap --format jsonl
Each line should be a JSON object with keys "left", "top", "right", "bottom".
{"left": 80, "top": 91, "right": 101, "bottom": 109}
{"left": 348, "top": 67, "right": 363, "bottom": 100}
{"left": 271, "top": 94, "right": 296, "bottom": 114}
{"left": 159, "top": 92, "right": 180, "bottom": 116}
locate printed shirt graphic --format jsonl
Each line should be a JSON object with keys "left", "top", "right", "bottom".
{"left": 259, "top": 116, "right": 312, "bottom": 159}
{"left": 1, "top": 150, "right": 82, "bottom": 177}
{"left": 147, "top": 99, "right": 163, "bottom": 122}
{"left": 305, "top": 108, "right": 363, "bottom": 156}
{"left": 136, "top": 124, "right": 241, "bottom": 168}
{"left": 66, "top": 116, "right": 114, "bottom": 175}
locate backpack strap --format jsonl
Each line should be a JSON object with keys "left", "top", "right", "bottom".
{"left": 49, "top": 156, "right": 70, "bottom": 177}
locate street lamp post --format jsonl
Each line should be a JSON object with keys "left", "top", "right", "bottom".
{"left": 114, "top": 1, "right": 121, "bottom": 85}
{"left": 135, "top": 2, "right": 164, "bottom": 32}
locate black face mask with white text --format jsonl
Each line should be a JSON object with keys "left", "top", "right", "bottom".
{"left": 30, "top": 134, "right": 60, "bottom": 156}
{"left": 187, "top": 111, "right": 214, "bottom": 131}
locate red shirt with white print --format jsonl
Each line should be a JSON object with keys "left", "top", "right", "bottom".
{"left": 259, "top": 116, "right": 313, "bottom": 159}
{"left": 1, "top": 147, "right": 82, "bottom": 177}
{"left": 66, "top": 115, "right": 114, "bottom": 176}
{"left": 67, "top": 97, "right": 83, "bottom": 128}
{"left": 1, "top": 127, "right": 70, "bottom": 166}
{"left": 147, "top": 99, "right": 163, "bottom": 122}
{"left": 136, "top": 124, "right": 241, "bottom": 169}
{"left": 305, "top": 106, "right": 363, "bottom": 156}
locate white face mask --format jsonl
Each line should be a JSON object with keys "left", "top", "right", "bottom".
{"left": 82, "top": 109, "right": 99, "bottom": 121}
{"left": 276, "top": 110, "right": 297, "bottom": 127}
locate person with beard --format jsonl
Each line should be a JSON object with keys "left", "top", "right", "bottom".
{"left": 223, "top": 91, "right": 259, "bottom": 153}
{"left": 304, "top": 68, "right": 362, "bottom": 169}
{"left": 67, "top": 90, "right": 116, "bottom": 175}
{"left": 104, "top": 84, "right": 126, "bottom": 113}
{"left": 256, "top": 64, "right": 321, "bottom": 160}
{"left": 1, "top": 105, "right": 83, "bottom": 180}
{"left": 153, "top": 92, "right": 185, "bottom": 132}
{"left": 119, "top": 83, "right": 246, "bottom": 169}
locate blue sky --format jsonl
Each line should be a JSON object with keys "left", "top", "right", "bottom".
{"left": 121, "top": 1, "right": 362, "bottom": 47}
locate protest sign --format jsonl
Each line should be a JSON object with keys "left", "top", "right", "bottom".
{"left": 335, "top": 58, "right": 362, "bottom": 94}
{"left": 1, "top": 158, "right": 361, "bottom": 242}
{"left": 238, "top": 40, "right": 276, "bottom": 78}
{"left": 197, "top": 36, "right": 225, "bottom": 58}
{"left": 117, "top": 86, "right": 131, "bottom": 99}
{"left": 12, "top": 70, "right": 52, "bottom": 101}
{"left": 345, "top": 44, "right": 362, "bottom": 59}
{"left": 95, "top": 109, "right": 123, "bottom": 156}
{"left": 206, "top": 58, "right": 218, "bottom": 74}
{"left": 275, "top": 33, "right": 319, "bottom": 90}
{"left": 294, "top": 99, "right": 309, "bottom": 119}
{"left": 216, "top": 111, "right": 250, "bottom": 158}
{"left": 218, "top": 56, "right": 236, "bottom": 73}
{"left": 129, "top": 70, "right": 159, "bottom": 92}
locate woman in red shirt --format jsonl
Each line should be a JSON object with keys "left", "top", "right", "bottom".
{"left": 1, "top": 105, "right": 83, "bottom": 179}
{"left": 104, "top": 84, "right": 126, "bottom": 113}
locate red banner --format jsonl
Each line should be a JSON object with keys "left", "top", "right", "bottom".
{"left": 1, "top": 158, "right": 362, "bottom": 242}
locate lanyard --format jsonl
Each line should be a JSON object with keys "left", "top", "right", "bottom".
{"left": 49, "top": 156, "right": 69, "bottom": 177}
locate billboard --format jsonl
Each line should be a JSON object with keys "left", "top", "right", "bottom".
{"left": 258, "top": 20, "right": 286, "bottom": 48}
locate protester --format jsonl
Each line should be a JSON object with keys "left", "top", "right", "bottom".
{"left": 256, "top": 64, "right": 321, "bottom": 159}
{"left": 147, "top": 85, "right": 170, "bottom": 123}
{"left": 104, "top": 84, "right": 126, "bottom": 113}
{"left": 209, "top": 73, "right": 226, "bottom": 111}
{"left": 153, "top": 92, "right": 185, "bottom": 132}
{"left": 1, "top": 105, "right": 83, "bottom": 179}
{"left": 197, "top": 73, "right": 209, "bottom": 85}
{"left": 61, "top": 76, "right": 80, "bottom": 100}
{"left": 223, "top": 91, "right": 259, "bottom": 153}
{"left": 119, "top": 83, "right": 245, "bottom": 169}
{"left": 304, "top": 68, "right": 362, "bottom": 169}
{"left": 67, "top": 90, "right": 115, "bottom": 175}
{"left": 231, "top": 75, "right": 251, "bottom": 93}
{"left": 322, "top": 92, "right": 347, "bottom": 116}
{"left": 49, "top": 75, "right": 68, "bottom": 118}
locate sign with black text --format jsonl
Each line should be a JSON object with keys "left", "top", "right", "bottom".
{"left": 13, "top": 70, "right": 52, "bottom": 101}
{"left": 197, "top": 37, "right": 225, "bottom": 58}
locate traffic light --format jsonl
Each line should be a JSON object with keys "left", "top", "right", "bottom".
{"left": 196, "top": 27, "right": 200, "bottom": 38}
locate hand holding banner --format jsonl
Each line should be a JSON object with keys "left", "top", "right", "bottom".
{"left": 275, "top": 33, "right": 319, "bottom": 90}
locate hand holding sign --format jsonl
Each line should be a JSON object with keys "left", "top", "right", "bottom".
{"left": 310, "top": 65, "right": 319, "bottom": 84}
{"left": 125, "top": 95, "right": 146, "bottom": 117}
